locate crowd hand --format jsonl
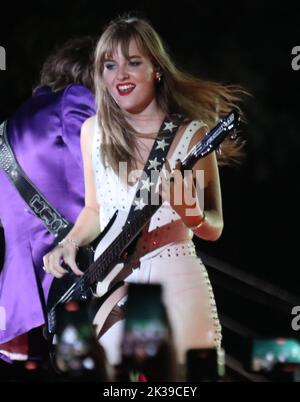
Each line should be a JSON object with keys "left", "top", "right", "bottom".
{"left": 42, "top": 239, "right": 83, "bottom": 278}
{"left": 160, "top": 159, "right": 197, "bottom": 217}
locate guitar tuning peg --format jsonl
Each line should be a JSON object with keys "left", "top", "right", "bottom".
{"left": 230, "top": 128, "right": 238, "bottom": 140}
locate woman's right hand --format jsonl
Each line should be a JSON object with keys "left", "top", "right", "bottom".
{"left": 42, "top": 239, "right": 83, "bottom": 278}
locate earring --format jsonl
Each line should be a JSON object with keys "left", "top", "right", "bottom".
{"left": 156, "top": 72, "right": 162, "bottom": 83}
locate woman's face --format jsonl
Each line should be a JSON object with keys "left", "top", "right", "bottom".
{"left": 102, "top": 39, "right": 158, "bottom": 115}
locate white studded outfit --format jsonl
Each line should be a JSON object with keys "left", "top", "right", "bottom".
{"left": 92, "top": 120, "right": 222, "bottom": 365}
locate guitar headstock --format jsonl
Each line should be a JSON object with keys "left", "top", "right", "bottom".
{"left": 221, "top": 109, "right": 240, "bottom": 130}
{"left": 202, "top": 109, "right": 240, "bottom": 156}
{"left": 220, "top": 109, "right": 240, "bottom": 139}
{"left": 181, "top": 110, "right": 241, "bottom": 168}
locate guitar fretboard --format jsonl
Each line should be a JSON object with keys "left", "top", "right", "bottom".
{"left": 81, "top": 202, "right": 160, "bottom": 289}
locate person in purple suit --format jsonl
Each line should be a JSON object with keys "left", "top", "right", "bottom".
{"left": 0, "top": 37, "right": 96, "bottom": 362}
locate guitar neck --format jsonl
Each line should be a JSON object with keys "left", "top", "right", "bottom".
{"left": 181, "top": 119, "right": 232, "bottom": 171}
{"left": 84, "top": 202, "right": 160, "bottom": 286}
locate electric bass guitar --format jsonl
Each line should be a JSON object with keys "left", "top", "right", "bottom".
{"left": 46, "top": 110, "right": 240, "bottom": 339}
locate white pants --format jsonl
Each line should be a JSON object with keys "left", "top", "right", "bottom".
{"left": 98, "top": 241, "right": 222, "bottom": 366}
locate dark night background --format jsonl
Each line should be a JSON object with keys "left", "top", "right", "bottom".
{"left": 0, "top": 0, "right": 299, "bottom": 297}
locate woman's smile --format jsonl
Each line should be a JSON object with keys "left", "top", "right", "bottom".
{"left": 116, "top": 82, "right": 136, "bottom": 96}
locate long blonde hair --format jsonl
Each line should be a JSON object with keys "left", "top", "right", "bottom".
{"left": 94, "top": 15, "right": 245, "bottom": 174}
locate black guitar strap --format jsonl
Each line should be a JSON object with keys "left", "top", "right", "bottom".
{"left": 126, "top": 114, "right": 182, "bottom": 224}
{"left": 0, "top": 120, "right": 73, "bottom": 243}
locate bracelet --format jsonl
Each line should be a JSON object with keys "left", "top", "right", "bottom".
{"left": 58, "top": 238, "right": 80, "bottom": 250}
{"left": 187, "top": 212, "right": 206, "bottom": 230}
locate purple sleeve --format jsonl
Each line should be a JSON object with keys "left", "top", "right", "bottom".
{"left": 61, "top": 84, "right": 96, "bottom": 169}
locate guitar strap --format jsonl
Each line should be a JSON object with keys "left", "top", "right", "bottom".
{"left": 125, "top": 114, "right": 182, "bottom": 224}
{"left": 92, "top": 114, "right": 182, "bottom": 336}
{"left": 0, "top": 120, "right": 73, "bottom": 243}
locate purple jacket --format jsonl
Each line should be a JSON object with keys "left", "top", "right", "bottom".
{"left": 0, "top": 84, "right": 95, "bottom": 343}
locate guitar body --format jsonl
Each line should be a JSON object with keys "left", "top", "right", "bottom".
{"left": 46, "top": 209, "right": 131, "bottom": 339}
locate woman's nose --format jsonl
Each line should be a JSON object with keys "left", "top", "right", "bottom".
{"left": 116, "top": 66, "right": 129, "bottom": 81}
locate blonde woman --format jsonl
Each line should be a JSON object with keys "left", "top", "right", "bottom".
{"left": 43, "top": 15, "right": 244, "bottom": 368}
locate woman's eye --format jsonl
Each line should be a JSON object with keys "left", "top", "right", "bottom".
{"left": 104, "top": 63, "right": 116, "bottom": 70}
{"left": 129, "top": 60, "right": 142, "bottom": 67}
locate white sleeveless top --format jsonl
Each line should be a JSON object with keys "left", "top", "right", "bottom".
{"left": 92, "top": 119, "right": 207, "bottom": 258}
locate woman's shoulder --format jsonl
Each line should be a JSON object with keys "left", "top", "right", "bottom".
{"left": 80, "top": 114, "right": 98, "bottom": 143}
{"left": 167, "top": 119, "right": 208, "bottom": 160}
{"left": 177, "top": 118, "right": 208, "bottom": 143}
{"left": 82, "top": 114, "right": 97, "bottom": 131}
{"left": 183, "top": 119, "right": 209, "bottom": 151}
{"left": 181, "top": 116, "right": 208, "bottom": 128}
